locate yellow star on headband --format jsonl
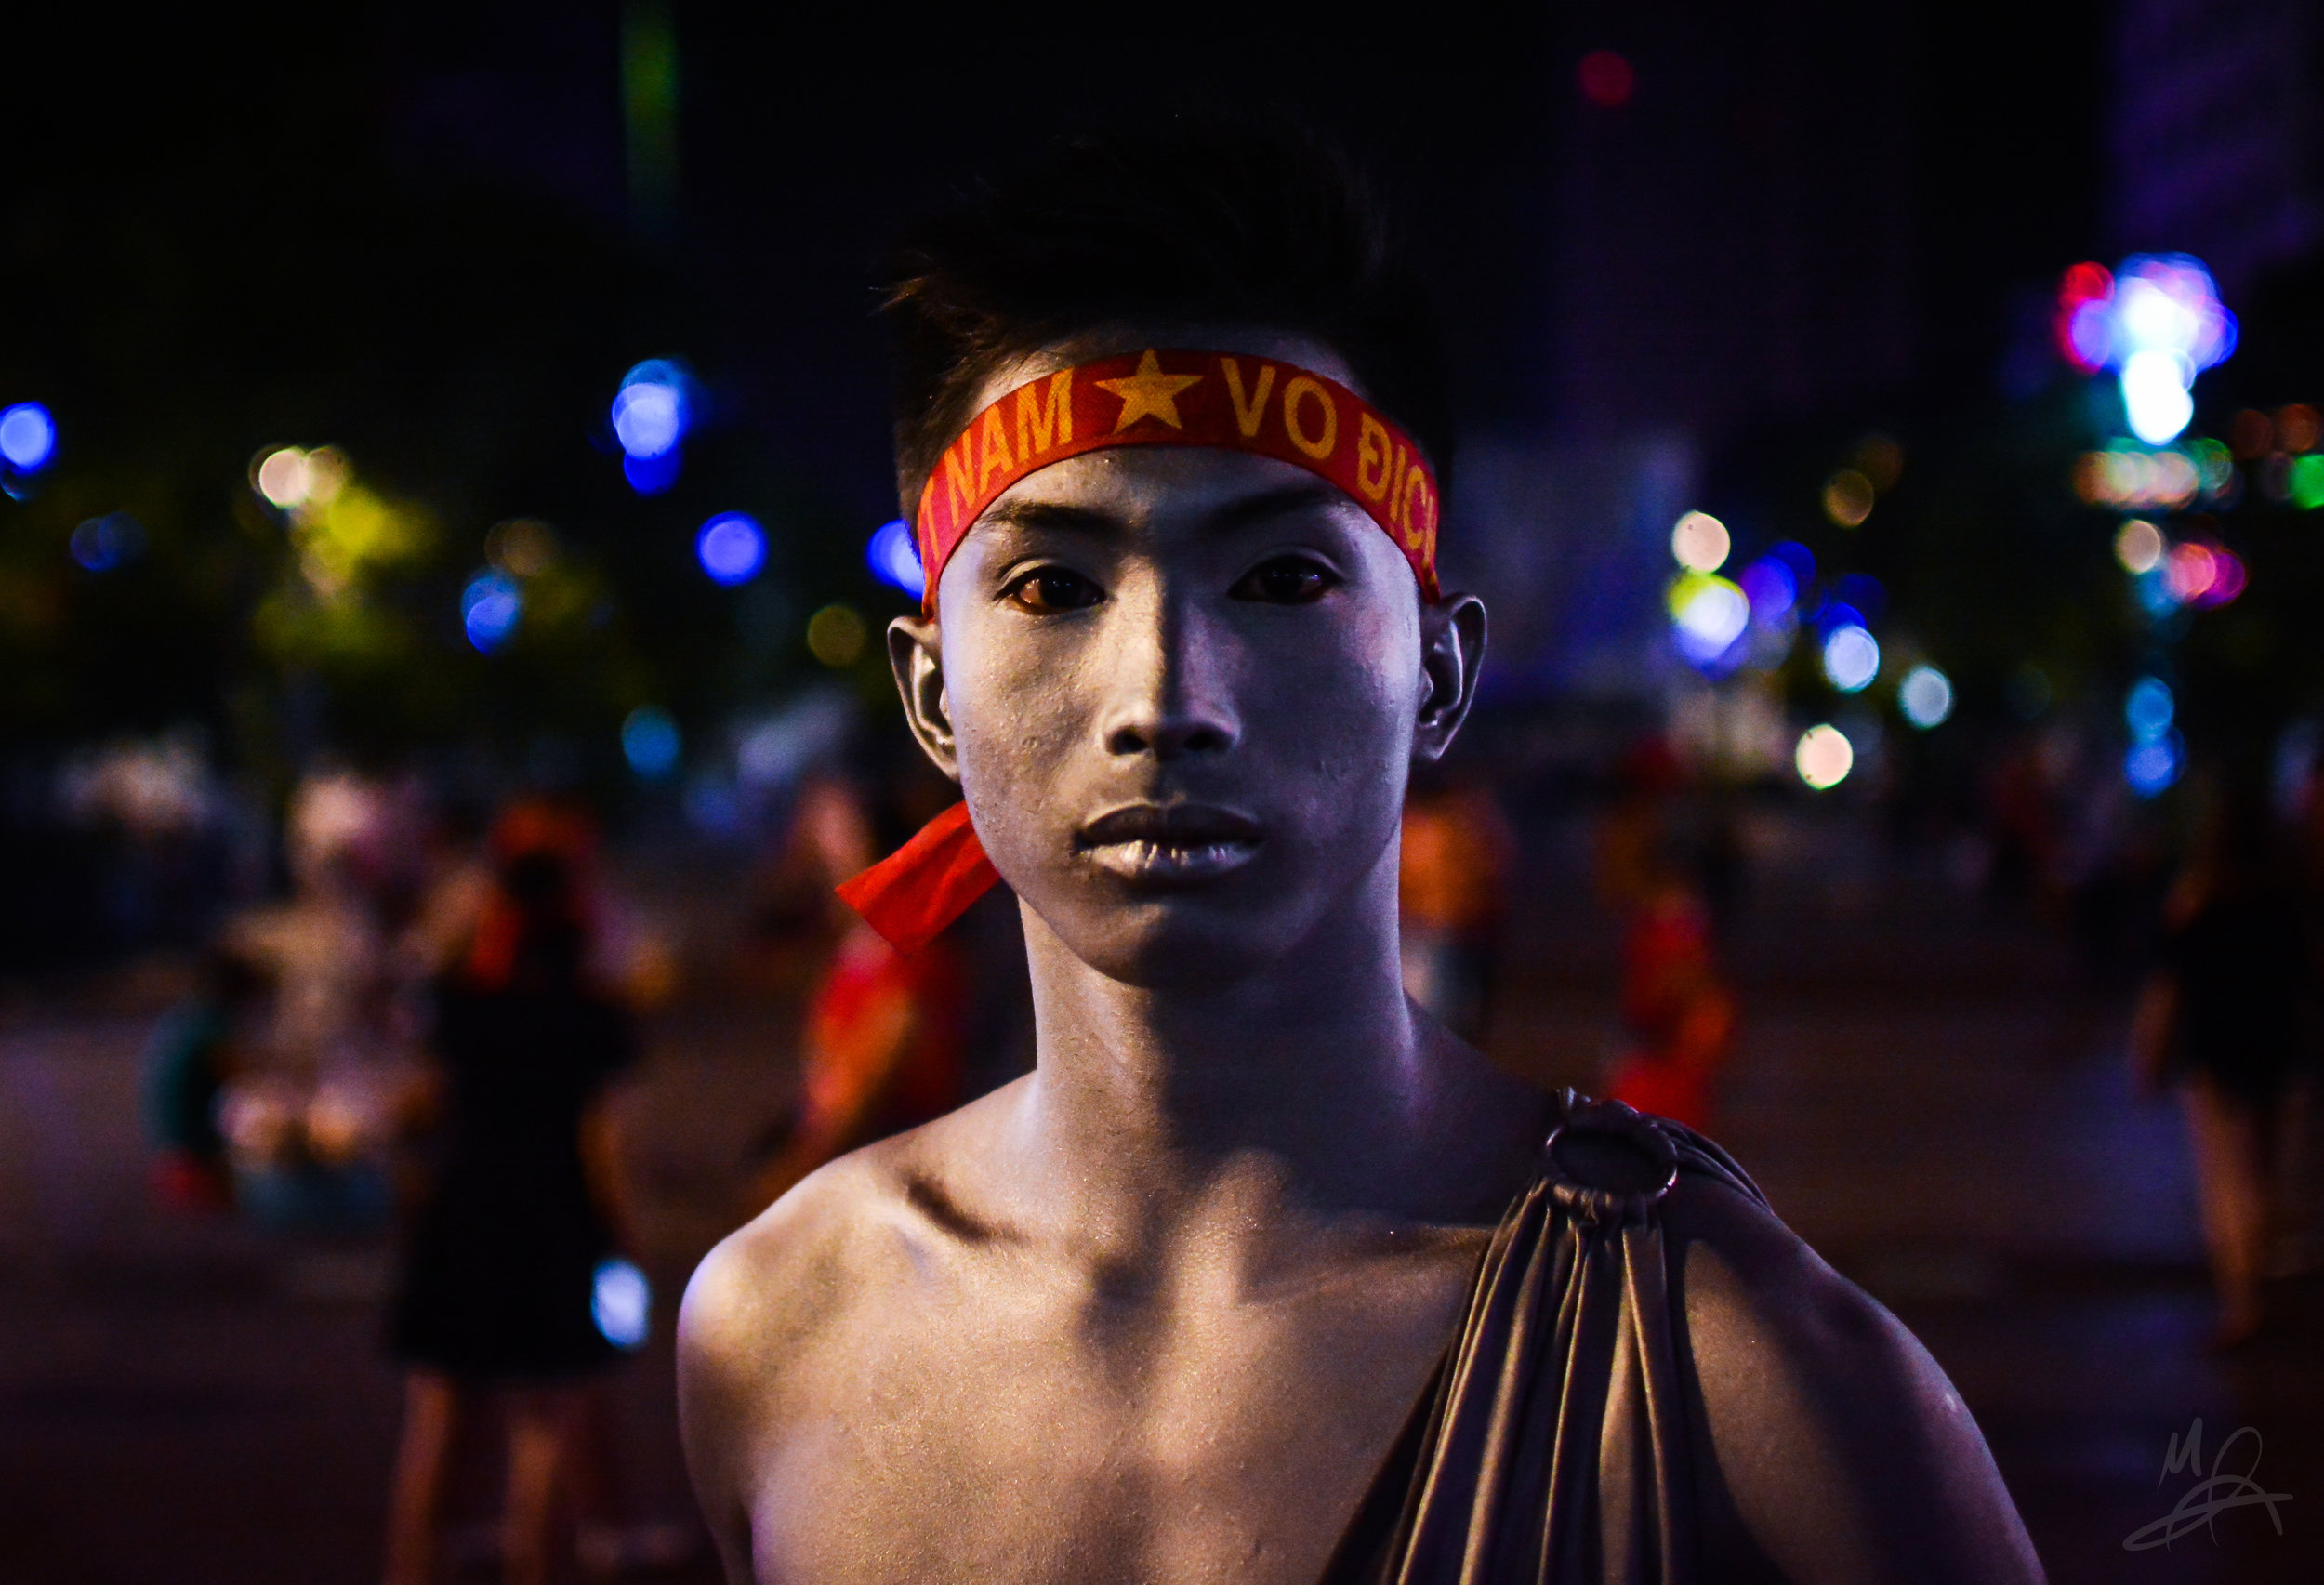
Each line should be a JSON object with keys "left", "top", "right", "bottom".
{"left": 1096, "top": 350, "right": 1203, "bottom": 432}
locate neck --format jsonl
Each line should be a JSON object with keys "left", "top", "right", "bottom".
{"left": 1004, "top": 852, "right": 1545, "bottom": 1250}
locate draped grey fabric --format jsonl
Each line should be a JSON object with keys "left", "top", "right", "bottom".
{"left": 1323, "top": 1091, "right": 1769, "bottom": 1585}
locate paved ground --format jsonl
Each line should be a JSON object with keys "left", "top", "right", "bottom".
{"left": 1, "top": 806, "right": 2317, "bottom": 1582}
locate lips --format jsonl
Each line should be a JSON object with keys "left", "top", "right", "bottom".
{"left": 1076, "top": 801, "right": 1263, "bottom": 884}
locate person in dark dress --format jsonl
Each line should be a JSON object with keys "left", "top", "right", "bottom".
{"left": 385, "top": 813, "right": 638, "bottom": 1585}
{"left": 2134, "top": 783, "right": 2315, "bottom": 1347}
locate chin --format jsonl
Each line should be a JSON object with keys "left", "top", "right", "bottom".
{"left": 1035, "top": 888, "right": 1323, "bottom": 988}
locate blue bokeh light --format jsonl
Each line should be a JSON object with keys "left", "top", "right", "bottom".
{"left": 1812, "top": 600, "right": 1866, "bottom": 636}
{"left": 460, "top": 570, "right": 522, "bottom": 652}
{"left": 591, "top": 1258, "right": 652, "bottom": 1350}
{"left": 1668, "top": 574, "right": 1750, "bottom": 669}
{"left": 622, "top": 449, "right": 680, "bottom": 495}
{"left": 865, "top": 518, "right": 925, "bottom": 598}
{"left": 622, "top": 706, "right": 681, "bottom": 778}
{"left": 0, "top": 403, "right": 57, "bottom": 470}
{"left": 613, "top": 380, "right": 684, "bottom": 458}
{"left": 1821, "top": 624, "right": 1881, "bottom": 693}
{"left": 70, "top": 512, "right": 145, "bottom": 572}
{"left": 1769, "top": 540, "right": 1816, "bottom": 588}
{"left": 2125, "top": 677, "right": 2175, "bottom": 743}
{"left": 1899, "top": 664, "right": 1954, "bottom": 728}
{"left": 696, "top": 512, "right": 767, "bottom": 585}
{"left": 2126, "top": 731, "right": 2185, "bottom": 798}
{"left": 1737, "top": 557, "right": 1797, "bottom": 617}
{"left": 1833, "top": 572, "right": 1886, "bottom": 622}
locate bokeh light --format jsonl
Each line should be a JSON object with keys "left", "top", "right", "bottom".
{"left": 1853, "top": 434, "right": 1905, "bottom": 491}
{"left": 2120, "top": 350, "right": 2195, "bottom": 446}
{"left": 1833, "top": 572, "right": 1886, "bottom": 621}
{"left": 70, "top": 512, "right": 145, "bottom": 572}
{"left": 2113, "top": 519, "right": 2164, "bottom": 574}
{"left": 486, "top": 519, "right": 559, "bottom": 577}
{"left": 1820, "top": 624, "right": 1880, "bottom": 692}
{"left": 1821, "top": 469, "right": 1874, "bottom": 527}
{"left": 255, "top": 447, "right": 311, "bottom": 508}
{"left": 2289, "top": 454, "right": 2324, "bottom": 509}
{"left": 1899, "top": 665, "right": 1954, "bottom": 728}
{"left": 2163, "top": 540, "right": 2245, "bottom": 607}
{"left": 2124, "top": 676, "right": 2173, "bottom": 743}
{"left": 865, "top": 518, "right": 925, "bottom": 597}
{"left": 2057, "top": 256, "right": 2234, "bottom": 447}
{"left": 591, "top": 1258, "right": 652, "bottom": 1350}
{"left": 1670, "top": 510, "right": 1730, "bottom": 573}
{"left": 2126, "top": 733, "right": 2184, "bottom": 798}
{"left": 806, "top": 603, "right": 867, "bottom": 668}
{"left": 460, "top": 570, "right": 522, "bottom": 652}
{"left": 2229, "top": 408, "right": 2273, "bottom": 459}
{"left": 1795, "top": 724, "right": 1854, "bottom": 790}
{"left": 1738, "top": 557, "right": 1797, "bottom": 617}
{"left": 2278, "top": 403, "right": 2322, "bottom": 453}
{"left": 2054, "top": 261, "right": 2113, "bottom": 372}
{"left": 300, "top": 446, "right": 350, "bottom": 507}
{"left": 612, "top": 360, "right": 690, "bottom": 459}
{"left": 2071, "top": 447, "right": 2201, "bottom": 510}
{"left": 1577, "top": 49, "right": 1634, "bottom": 108}
{"left": 1667, "top": 573, "right": 1750, "bottom": 667}
{"left": 622, "top": 706, "right": 681, "bottom": 778}
{"left": 622, "top": 449, "right": 680, "bottom": 495}
{"left": 0, "top": 402, "right": 58, "bottom": 470}
{"left": 696, "top": 512, "right": 767, "bottom": 585}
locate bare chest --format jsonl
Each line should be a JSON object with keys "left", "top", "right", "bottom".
{"left": 741, "top": 1243, "right": 1474, "bottom": 1585}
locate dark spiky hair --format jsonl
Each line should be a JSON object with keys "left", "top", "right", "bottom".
{"left": 880, "top": 115, "right": 1448, "bottom": 519}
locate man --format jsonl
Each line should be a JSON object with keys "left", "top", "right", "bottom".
{"left": 680, "top": 122, "right": 2043, "bottom": 1584}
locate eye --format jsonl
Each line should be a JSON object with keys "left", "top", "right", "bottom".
{"left": 1230, "top": 554, "right": 1340, "bottom": 605}
{"left": 1003, "top": 565, "right": 1105, "bottom": 614}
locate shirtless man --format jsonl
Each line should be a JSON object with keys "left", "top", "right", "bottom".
{"left": 680, "top": 122, "right": 2044, "bottom": 1585}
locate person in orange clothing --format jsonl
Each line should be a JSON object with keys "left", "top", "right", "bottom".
{"left": 1396, "top": 771, "right": 1513, "bottom": 1041}
{"left": 1594, "top": 739, "right": 1736, "bottom": 1129}
{"left": 752, "top": 778, "right": 970, "bottom": 1209}
{"left": 1604, "top": 873, "right": 1736, "bottom": 1130}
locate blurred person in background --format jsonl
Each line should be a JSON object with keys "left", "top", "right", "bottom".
{"left": 1396, "top": 764, "right": 1512, "bottom": 1043}
{"left": 1595, "top": 738, "right": 1736, "bottom": 1130}
{"left": 383, "top": 801, "right": 640, "bottom": 1585}
{"left": 142, "top": 943, "right": 269, "bottom": 1211}
{"left": 2133, "top": 778, "right": 2316, "bottom": 1349}
{"left": 1604, "top": 865, "right": 1736, "bottom": 1131}
{"left": 217, "top": 772, "right": 419, "bottom": 1229}
{"left": 749, "top": 774, "right": 969, "bottom": 1209}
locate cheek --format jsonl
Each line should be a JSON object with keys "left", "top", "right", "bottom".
{"left": 1263, "top": 634, "right": 1420, "bottom": 810}
{"left": 940, "top": 614, "right": 1089, "bottom": 810}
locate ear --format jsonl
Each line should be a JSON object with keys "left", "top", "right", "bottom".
{"left": 887, "top": 614, "right": 961, "bottom": 782}
{"left": 1412, "top": 592, "right": 1486, "bottom": 765}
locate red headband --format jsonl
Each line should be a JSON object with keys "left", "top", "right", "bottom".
{"left": 914, "top": 349, "right": 1440, "bottom": 613}
{"left": 840, "top": 349, "right": 1442, "bottom": 953}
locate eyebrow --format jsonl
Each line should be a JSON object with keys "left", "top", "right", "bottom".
{"left": 981, "top": 480, "right": 1348, "bottom": 539}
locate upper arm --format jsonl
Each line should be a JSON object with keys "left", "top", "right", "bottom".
{"left": 678, "top": 1234, "right": 769, "bottom": 1584}
{"left": 679, "top": 1148, "right": 897, "bottom": 1580}
{"left": 1670, "top": 1182, "right": 2044, "bottom": 1585}
{"left": 678, "top": 1162, "right": 874, "bottom": 1585}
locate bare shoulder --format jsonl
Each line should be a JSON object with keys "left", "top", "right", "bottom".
{"left": 677, "top": 1086, "right": 1018, "bottom": 1581}
{"left": 1658, "top": 1170, "right": 2045, "bottom": 1585}
{"left": 676, "top": 1144, "right": 888, "bottom": 1578}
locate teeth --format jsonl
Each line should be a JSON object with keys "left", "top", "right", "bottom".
{"left": 1087, "top": 837, "right": 1258, "bottom": 876}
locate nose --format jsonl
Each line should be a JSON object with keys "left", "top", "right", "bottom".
{"left": 1096, "top": 581, "right": 1239, "bottom": 762}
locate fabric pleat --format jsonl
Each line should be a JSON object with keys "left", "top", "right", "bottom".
{"left": 1322, "top": 1091, "right": 1767, "bottom": 1585}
